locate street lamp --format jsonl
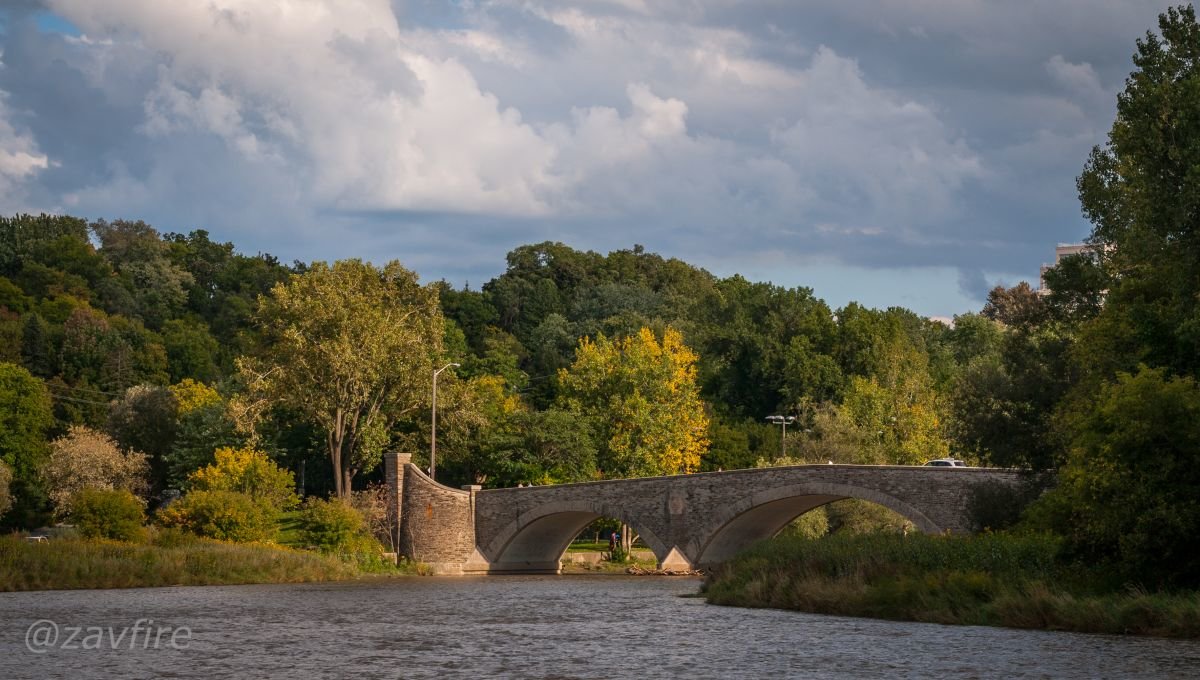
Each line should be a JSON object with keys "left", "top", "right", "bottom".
{"left": 765, "top": 415, "right": 796, "bottom": 460}
{"left": 430, "top": 362, "right": 460, "bottom": 481}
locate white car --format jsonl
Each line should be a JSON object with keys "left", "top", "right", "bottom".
{"left": 924, "top": 458, "right": 966, "bottom": 467}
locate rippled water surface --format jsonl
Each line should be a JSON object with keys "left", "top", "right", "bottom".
{"left": 2, "top": 576, "right": 1199, "bottom": 679}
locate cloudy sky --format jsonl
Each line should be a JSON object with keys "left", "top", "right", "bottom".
{"left": 0, "top": 1, "right": 1170, "bottom": 316}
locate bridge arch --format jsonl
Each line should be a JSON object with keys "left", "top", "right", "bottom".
{"left": 481, "top": 500, "right": 670, "bottom": 574}
{"left": 692, "top": 482, "right": 941, "bottom": 566}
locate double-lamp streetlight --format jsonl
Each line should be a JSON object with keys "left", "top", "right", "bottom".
{"left": 765, "top": 414, "right": 796, "bottom": 460}
{"left": 430, "top": 362, "right": 460, "bottom": 481}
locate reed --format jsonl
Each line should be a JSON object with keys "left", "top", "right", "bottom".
{"left": 702, "top": 532, "right": 1200, "bottom": 638}
{"left": 0, "top": 533, "right": 360, "bottom": 591}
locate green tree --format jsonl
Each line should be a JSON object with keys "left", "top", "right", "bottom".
{"left": 187, "top": 446, "right": 299, "bottom": 513}
{"left": 558, "top": 327, "right": 709, "bottom": 477}
{"left": 162, "top": 379, "right": 244, "bottom": 486}
{"left": 237, "top": 259, "right": 443, "bottom": 497}
{"left": 107, "top": 384, "right": 179, "bottom": 489}
{"left": 0, "top": 276, "right": 31, "bottom": 313}
{"left": 1075, "top": 5, "right": 1200, "bottom": 379}
{"left": 156, "top": 489, "right": 274, "bottom": 542}
{"left": 693, "top": 277, "right": 837, "bottom": 418}
{"left": 1032, "top": 6, "right": 1200, "bottom": 587}
{"left": 981, "top": 282, "right": 1047, "bottom": 329}
{"left": 71, "top": 488, "right": 146, "bottom": 541}
{"left": 0, "top": 461, "right": 12, "bottom": 520}
{"left": 515, "top": 407, "right": 598, "bottom": 483}
{"left": 0, "top": 363, "right": 53, "bottom": 527}
{"left": 20, "top": 313, "right": 53, "bottom": 378}
{"left": 1030, "top": 367, "right": 1200, "bottom": 588}
{"left": 161, "top": 318, "right": 220, "bottom": 383}
{"left": 0, "top": 214, "right": 90, "bottom": 277}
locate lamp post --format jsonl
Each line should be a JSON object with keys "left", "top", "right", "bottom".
{"left": 765, "top": 415, "right": 796, "bottom": 460}
{"left": 430, "top": 362, "right": 460, "bottom": 481}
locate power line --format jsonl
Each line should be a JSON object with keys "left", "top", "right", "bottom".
{"left": 46, "top": 393, "right": 112, "bottom": 407}
{"left": 47, "top": 383, "right": 124, "bottom": 397}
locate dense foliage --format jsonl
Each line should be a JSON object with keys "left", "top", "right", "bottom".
{"left": 70, "top": 488, "right": 146, "bottom": 542}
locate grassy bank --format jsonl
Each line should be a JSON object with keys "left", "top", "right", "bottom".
{"left": 702, "top": 533, "right": 1200, "bottom": 638}
{"left": 0, "top": 534, "right": 372, "bottom": 591}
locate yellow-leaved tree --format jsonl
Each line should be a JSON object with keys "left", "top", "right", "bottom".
{"left": 557, "top": 327, "right": 708, "bottom": 478}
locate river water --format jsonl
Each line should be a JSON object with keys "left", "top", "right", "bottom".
{"left": 1, "top": 576, "right": 1198, "bottom": 679}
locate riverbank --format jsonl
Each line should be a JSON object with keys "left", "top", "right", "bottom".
{"left": 702, "top": 533, "right": 1200, "bottom": 638}
{"left": 0, "top": 534, "right": 416, "bottom": 591}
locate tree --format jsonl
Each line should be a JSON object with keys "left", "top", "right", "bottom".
{"left": 161, "top": 318, "right": 220, "bottom": 383}
{"left": 351, "top": 482, "right": 399, "bottom": 553}
{"left": 0, "top": 461, "right": 12, "bottom": 520}
{"left": 1075, "top": 5, "right": 1200, "bottom": 379}
{"left": 981, "top": 282, "right": 1047, "bottom": 329}
{"left": 0, "top": 214, "right": 89, "bottom": 277}
{"left": 157, "top": 489, "right": 275, "bottom": 542}
{"left": 43, "top": 426, "right": 149, "bottom": 517}
{"left": 1030, "top": 5, "right": 1200, "bottom": 587}
{"left": 1042, "top": 254, "right": 1109, "bottom": 324}
{"left": 237, "top": 259, "right": 444, "bottom": 497}
{"left": 20, "top": 313, "right": 53, "bottom": 378}
{"left": 166, "top": 399, "right": 244, "bottom": 487}
{"left": 432, "top": 373, "right": 524, "bottom": 486}
{"left": 948, "top": 320, "right": 1075, "bottom": 470}
{"left": 107, "top": 384, "right": 179, "bottom": 488}
{"left": 1031, "top": 367, "right": 1200, "bottom": 588}
{"left": 558, "top": 327, "right": 709, "bottom": 477}
{"left": 515, "top": 408, "right": 599, "bottom": 483}
{"left": 71, "top": 488, "right": 146, "bottom": 541}
{"left": 0, "top": 363, "right": 53, "bottom": 486}
{"left": 187, "top": 446, "right": 299, "bottom": 513}
{"left": 693, "top": 278, "right": 837, "bottom": 418}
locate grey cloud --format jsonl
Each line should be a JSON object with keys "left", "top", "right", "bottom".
{"left": 2, "top": 0, "right": 1164, "bottom": 315}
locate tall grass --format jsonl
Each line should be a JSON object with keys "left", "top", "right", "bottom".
{"left": 703, "top": 532, "right": 1200, "bottom": 638}
{"left": 0, "top": 532, "right": 360, "bottom": 591}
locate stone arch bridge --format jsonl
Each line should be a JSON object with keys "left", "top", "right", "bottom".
{"left": 383, "top": 453, "right": 1026, "bottom": 575}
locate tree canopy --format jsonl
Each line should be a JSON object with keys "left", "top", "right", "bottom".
{"left": 237, "top": 259, "right": 444, "bottom": 497}
{"left": 558, "top": 327, "right": 709, "bottom": 477}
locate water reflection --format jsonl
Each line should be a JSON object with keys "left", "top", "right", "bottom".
{"left": 2, "top": 576, "right": 1199, "bottom": 679}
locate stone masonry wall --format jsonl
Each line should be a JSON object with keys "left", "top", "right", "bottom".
{"left": 389, "top": 461, "right": 1030, "bottom": 572}
{"left": 471, "top": 465, "right": 1026, "bottom": 569}
{"left": 398, "top": 463, "right": 476, "bottom": 573}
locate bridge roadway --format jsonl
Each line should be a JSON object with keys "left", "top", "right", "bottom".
{"left": 383, "top": 453, "right": 1026, "bottom": 575}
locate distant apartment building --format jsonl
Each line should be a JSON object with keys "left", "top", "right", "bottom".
{"left": 1039, "top": 243, "right": 1105, "bottom": 294}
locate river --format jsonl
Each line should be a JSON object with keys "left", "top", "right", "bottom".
{"left": 1, "top": 576, "right": 1198, "bottom": 679}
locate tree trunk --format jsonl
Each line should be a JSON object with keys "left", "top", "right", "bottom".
{"left": 330, "top": 435, "right": 344, "bottom": 498}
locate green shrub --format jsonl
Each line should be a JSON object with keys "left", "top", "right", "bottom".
{"left": 156, "top": 489, "right": 275, "bottom": 542}
{"left": 188, "top": 447, "right": 298, "bottom": 512}
{"left": 300, "top": 497, "right": 364, "bottom": 552}
{"left": 71, "top": 488, "right": 146, "bottom": 542}
{"left": 300, "top": 497, "right": 393, "bottom": 571}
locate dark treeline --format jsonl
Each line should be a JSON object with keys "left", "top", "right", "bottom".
{"left": 0, "top": 213, "right": 1022, "bottom": 497}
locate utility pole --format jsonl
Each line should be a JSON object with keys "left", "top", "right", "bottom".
{"left": 430, "top": 362, "right": 460, "bottom": 481}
